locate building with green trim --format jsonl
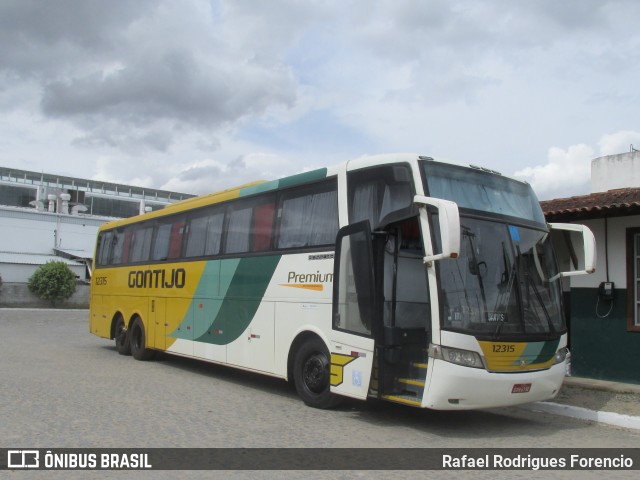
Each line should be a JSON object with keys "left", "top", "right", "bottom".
{"left": 541, "top": 150, "right": 640, "bottom": 384}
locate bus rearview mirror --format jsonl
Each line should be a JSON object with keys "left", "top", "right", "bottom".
{"left": 414, "top": 195, "right": 460, "bottom": 265}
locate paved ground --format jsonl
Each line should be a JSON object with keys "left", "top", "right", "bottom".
{"left": 2, "top": 309, "right": 640, "bottom": 479}
{"left": 551, "top": 379, "right": 640, "bottom": 418}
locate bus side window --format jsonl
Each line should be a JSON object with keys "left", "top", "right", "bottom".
{"left": 151, "top": 217, "right": 186, "bottom": 262}
{"left": 185, "top": 208, "right": 224, "bottom": 258}
{"left": 129, "top": 224, "right": 154, "bottom": 263}
{"left": 252, "top": 201, "right": 275, "bottom": 252}
{"left": 121, "top": 230, "right": 132, "bottom": 264}
{"left": 348, "top": 165, "right": 414, "bottom": 228}
{"left": 224, "top": 204, "right": 252, "bottom": 255}
{"left": 223, "top": 193, "right": 277, "bottom": 255}
{"left": 277, "top": 181, "right": 338, "bottom": 249}
{"left": 168, "top": 220, "right": 186, "bottom": 259}
{"left": 111, "top": 229, "right": 126, "bottom": 265}
{"left": 151, "top": 222, "right": 173, "bottom": 261}
{"left": 96, "top": 231, "right": 112, "bottom": 266}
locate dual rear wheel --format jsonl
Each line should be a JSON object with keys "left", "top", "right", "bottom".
{"left": 114, "top": 316, "right": 155, "bottom": 361}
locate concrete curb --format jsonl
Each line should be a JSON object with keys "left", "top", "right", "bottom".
{"left": 563, "top": 376, "right": 640, "bottom": 395}
{"left": 522, "top": 402, "right": 640, "bottom": 430}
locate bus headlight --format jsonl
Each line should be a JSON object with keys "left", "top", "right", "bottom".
{"left": 553, "top": 347, "right": 569, "bottom": 365}
{"left": 430, "top": 344, "right": 484, "bottom": 369}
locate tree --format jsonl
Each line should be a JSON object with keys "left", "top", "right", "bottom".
{"left": 28, "top": 261, "right": 77, "bottom": 305}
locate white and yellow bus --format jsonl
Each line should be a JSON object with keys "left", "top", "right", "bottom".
{"left": 89, "top": 154, "right": 595, "bottom": 409}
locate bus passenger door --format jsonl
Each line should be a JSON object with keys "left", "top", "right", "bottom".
{"left": 330, "top": 221, "right": 375, "bottom": 400}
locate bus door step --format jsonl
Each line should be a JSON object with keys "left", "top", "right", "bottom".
{"left": 381, "top": 394, "right": 423, "bottom": 407}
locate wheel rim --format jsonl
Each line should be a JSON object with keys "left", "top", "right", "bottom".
{"left": 302, "top": 352, "right": 329, "bottom": 394}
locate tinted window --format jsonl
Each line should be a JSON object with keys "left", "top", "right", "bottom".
{"left": 423, "top": 162, "right": 545, "bottom": 224}
{"left": 185, "top": 208, "right": 224, "bottom": 258}
{"left": 224, "top": 205, "right": 252, "bottom": 254}
{"left": 96, "top": 231, "right": 112, "bottom": 266}
{"left": 152, "top": 218, "right": 186, "bottom": 261}
{"left": 348, "top": 165, "right": 414, "bottom": 229}
{"left": 278, "top": 181, "right": 338, "bottom": 249}
{"left": 253, "top": 201, "right": 275, "bottom": 252}
{"left": 223, "top": 195, "right": 276, "bottom": 255}
{"left": 111, "top": 229, "right": 126, "bottom": 265}
{"left": 129, "top": 224, "right": 154, "bottom": 263}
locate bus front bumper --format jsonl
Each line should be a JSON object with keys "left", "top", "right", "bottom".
{"left": 423, "top": 358, "right": 566, "bottom": 410}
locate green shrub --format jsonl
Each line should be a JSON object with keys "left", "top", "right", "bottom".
{"left": 28, "top": 261, "right": 77, "bottom": 305}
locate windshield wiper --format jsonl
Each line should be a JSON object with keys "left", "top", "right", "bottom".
{"left": 463, "top": 226, "right": 487, "bottom": 315}
{"left": 525, "top": 264, "right": 556, "bottom": 334}
{"left": 493, "top": 241, "right": 514, "bottom": 339}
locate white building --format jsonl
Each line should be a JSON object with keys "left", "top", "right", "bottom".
{"left": 541, "top": 149, "right": 640, "bottom": 384}
{"left": 0, "top": 166, "right": 194, "bottom": 284}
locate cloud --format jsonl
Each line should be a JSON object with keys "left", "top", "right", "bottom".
{"left": 1, "top": 0, "right": 639, "bottom": 199}
{"left": 91, "top": 156, "right": 156, "bottom": 189}
{"left": 160, "top": 153, "right": 306, "bottom": 195}
{"left": 40, "top": 50, "right": 296, "bottom": 151}
{"left": 513, "top": 144, "right": 593, "bottom": 200}
{"left": 1, "top": 0, "right": 298, "bottom": 153}
{"left": 513, "top": 130, "right": 640, "bottom": 200}
{"left": 598, "top": 131, "right": 640, "bottom": 156}
{"left": 0, "top": 0, "right": 154, "bottom": 78}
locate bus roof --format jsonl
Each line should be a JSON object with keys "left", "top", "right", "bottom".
{"left": 97, "top": 153, "right": 529, "bottom": 232}
{"left": 97, "top": 167, "right": 333, "bottom": 231}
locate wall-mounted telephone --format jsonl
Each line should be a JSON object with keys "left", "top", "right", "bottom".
{"left": 598, "top": 282, "right": 614, "bottom": 301}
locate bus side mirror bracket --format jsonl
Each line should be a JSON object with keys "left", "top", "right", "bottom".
{"left": 414, "top": 195, "right": 460, "bottom": 265}
{"left": 547, "top": 222, "right": 596, "bottom": 282}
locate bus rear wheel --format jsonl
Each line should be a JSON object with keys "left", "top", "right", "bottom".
{"left": 129, "top": 317, "right": 156, "bottom": 361}
{"left": 114, "top": 316, "right": 131, "bottom": 356}
{"left": 293, "top": 338, "right": 342, "bottom": 409}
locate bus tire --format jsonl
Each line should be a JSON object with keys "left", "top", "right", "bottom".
{"left": 293, "top": 337, "right": 342, "bottom": 409}
{"left": 129, "top": 317, "right": 156, "bottom": 361}
{"left": 114, "top": 315, "right": 131, "bottom": 356}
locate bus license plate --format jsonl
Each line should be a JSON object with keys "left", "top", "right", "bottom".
{"left": 511, "top": 383, "right": 532, "bottom": 394}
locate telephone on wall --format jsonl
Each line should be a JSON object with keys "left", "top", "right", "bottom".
{"left": 598, "top": 282, "right": 614, "bottom": 301}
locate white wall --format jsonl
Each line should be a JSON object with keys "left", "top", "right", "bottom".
{"left": 570, "top": 215, "right": 640, "bottom": 289}
{"left": 592, "top": 152, "right": 640, "bottom": 193}
{"left": 0, "top": 262, "right": 85, "bottom": 283}
{"left": 0, "top": 207, "right": 106, "bottom": 256}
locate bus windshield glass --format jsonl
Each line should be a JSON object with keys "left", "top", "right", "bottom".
{"left": 436, "top": 218, "right": 565, "bottom": 338}
{"left": 422, "top": 161, "right": 546, "bottom": 224}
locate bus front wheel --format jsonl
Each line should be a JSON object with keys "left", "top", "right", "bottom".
{"left": 293, "top": 338, "right": 341, "bottom": 409}
{"left": 114, "top": 316, "right": 131, "bottom": 356}
{"left": 129, "top": 317, "right": 156, "bottom": 361}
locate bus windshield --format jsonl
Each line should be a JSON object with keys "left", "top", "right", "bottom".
{"left": 422, "top": 161, "right": 565, "bottom": 339}
{"left": 422, "top": 161, "right": 546, "bottom": 224}
{"left": 436, "top": 218, "right": 565, "bottom": 339}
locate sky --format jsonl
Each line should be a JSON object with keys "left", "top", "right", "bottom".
{"left": 1, "top": 0, "right": 639, "bottom": 201}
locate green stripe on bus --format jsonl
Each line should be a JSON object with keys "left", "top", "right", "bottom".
{"left": 238, "top": 168, "right": 328, "bottom": 197}
{"left": 170, "top": 256, "right": 279, "bottom": 344}
{"left": 182, "top": 259, "right": 241, "bottom": 339}
{"left": 239, "top": 180, "right": 279, "bottom": 197}
{"left": 277, "top": 168, "right": 327, "bottom": 189}
{"left": 531, "top": 338, "right": 560, "bottom": 364}
{"left": 194, "top": 255, "right": 281, "bottom": 345}
{"left": 512, "top": 339, "right": 560, "bottom": 366}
